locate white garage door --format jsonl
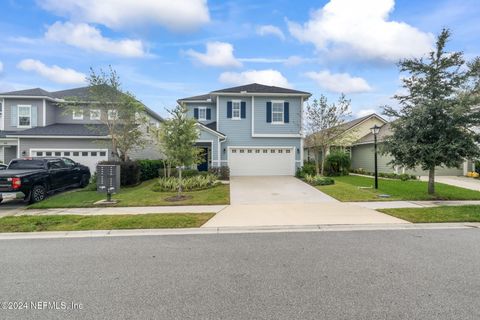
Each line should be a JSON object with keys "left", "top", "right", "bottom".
{"left": 228, "top": 147, "right": 295, "bottom": 176}
{"left": 30, "top": 149, "right": 108, "bottom": 173}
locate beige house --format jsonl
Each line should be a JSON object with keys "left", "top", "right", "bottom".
{"left": 304, "top": 113, "right": 473, "bottom": 176}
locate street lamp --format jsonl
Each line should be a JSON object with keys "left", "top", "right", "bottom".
{"left": 370, "top": 124, "right": 381, "bottom": 189}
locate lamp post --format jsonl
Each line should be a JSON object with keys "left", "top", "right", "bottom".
{"left": 370, "top": 124, "right": 381, "bottom": 189}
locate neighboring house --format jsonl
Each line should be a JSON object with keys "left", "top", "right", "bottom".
{"left": 0, "top": 87, "right": 163, "bottom": 172}
{"left": 351, "top": 122, "right": 474, "bottom": 176}
{"left": 178, "top": 83, "right": 311, "bottom": 176}
{"left": 304, "top": 113, "right": 474, "bottom": 176}
{"left": 304, "top": 113, "right": 387, "bottom": 161}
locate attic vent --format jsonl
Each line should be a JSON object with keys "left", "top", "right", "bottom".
{"left": 240, "top": 90, "right": 247, "bottom": 93}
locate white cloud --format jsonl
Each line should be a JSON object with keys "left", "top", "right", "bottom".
{"left": 305, "top": 70, "right": 372, "bottom": 93}
{"left": 356, "top": 108, "right": 377, "bottom": 117}
{"left": 288, "top": 0, "right": 434, "bottom": 61}
{"left": 186, "top": 42, "right": 242, "bottom": 67}
{"left": 257, "top": 25, "right": 285, "bottom": 40}
{"left": 37, "top": 0, "right": 210, "bottom": 31}
{"left": 17, "top": 59, "right": 86, "bottom": 84}
{"left": 219, "top": 69, "right": 290, "bottom": 87}
{"left": 45, "top": 21, "right": 145, "bottom": 57}
{"left": 0, "top": 61, "right": 3, "bottom": 73}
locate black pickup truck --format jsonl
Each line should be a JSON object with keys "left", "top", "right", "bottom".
{"left": 0, "top": 157, "right": 91, "bottom": 204}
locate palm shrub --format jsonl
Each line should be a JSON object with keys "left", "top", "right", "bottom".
{"left": 325, "top": 151, "right": 351, "bottom": 176}
{"left": 152, "top": 174, "right": 219, "bottom": 192}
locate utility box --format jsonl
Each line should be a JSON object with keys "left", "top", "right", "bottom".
{"left": 97, "top": 165, "right": 121, "bottom": 198}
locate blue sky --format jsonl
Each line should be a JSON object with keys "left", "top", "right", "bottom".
{"left": 0, "top": 0, "right": 479, "bottom": 118}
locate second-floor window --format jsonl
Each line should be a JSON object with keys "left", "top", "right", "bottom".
{"left": 90, "top": 109, "right": 100, "bottom": 120}
{"left": 108, "top": 109, "right": 118, "bottom": 120}
{"left": 72, "top": 110, "right": 84, "bottom": 120}
{"left": 272, "top": 102, "right": 284, "bottom": 124}
{"left": 198, "top": 107, "right": 207, "bottom": 121}
{"left": 232, "top": 101, "right": 241, "bottom": 119}
{"left": 18, "top": 105, "right": 31, "bottom": 128}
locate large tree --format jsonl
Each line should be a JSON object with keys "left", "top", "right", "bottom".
{"left": 384, "top": 29, "right": 480, "bottom": 194}
{"left": 63, "top": 67, "right": 148, "bottom": 161}
{"left": 305, "top": 94, "right": 351, "bottom": 175}
{"left": 157, "top": 104, "right": 201, "bottom": 197}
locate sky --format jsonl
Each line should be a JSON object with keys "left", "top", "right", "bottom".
{"left": 0, "top": 0, "right": 479, "bottom": 118}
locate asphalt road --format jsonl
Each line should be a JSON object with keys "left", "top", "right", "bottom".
{"left": 1, "top": 229, "right": 479, "bottom": 320}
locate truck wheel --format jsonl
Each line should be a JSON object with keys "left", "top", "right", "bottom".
{"left": 80, "top": 174, "right": 89, "bottom": 188}
{"left": 29, "top": 185, "right": 47, "bottom": 204}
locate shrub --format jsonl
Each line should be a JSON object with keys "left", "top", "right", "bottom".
{"left": 208, "top": 166, "right": 230, "bottom": 180}
{"left": 296, "top": 161, "right": 317, "bottom": 178}
{"left": 325, "top": 151, "right": 351, "bottom": 176}
{"left": 304, "top": 174, "right": 335, "bottom": 186}
{"left": 99, "top": 160, "right": 140, "bottom": 186}
{"left": 137, "top": 160, "right": 164, "bottom": 181}
{"left": 152, "top": 174, "right": 219, "bottom": 192}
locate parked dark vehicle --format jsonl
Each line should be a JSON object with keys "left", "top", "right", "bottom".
{"left": 0, "top": 157, "right": 91, "bottom": 204}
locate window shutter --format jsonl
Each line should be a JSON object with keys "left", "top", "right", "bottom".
{"left": 266, "top": 102, "right": 272, "bottom": 123}
{"left": 241, "top": 101, "right": 246, "bottom": 119}
{"left": 31, "top": 106, "right": 38, "bottom": 127}
{"left": 284, "top": 102, "right": 289, "bottom": 123}
{"left": 206, "top": 108, "right": 211, "bottom": 120}
{"left": 193, "top": 108, "right": 199, "bottom": 119}
{"left": 227, "top": 101, "right": 232, "bottom": 118}
{"left": 11, "top": 106, "right": 18, "bottom": 127}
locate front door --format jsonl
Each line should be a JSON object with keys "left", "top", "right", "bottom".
{"left": 197, "top": 147, "right": 209, "bottom": 171}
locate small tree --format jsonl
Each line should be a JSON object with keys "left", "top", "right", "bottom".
{"left": 63, "top": 67, "right": 148, "bottom": 161}
{"left": 384, "top": 29, "right": 480, "bottom": 194}
{"left": 158, "top": 104, "right": 201, "bottom": 197}
{"left": 305, "top": 94, "right": 351, "bottom": 175}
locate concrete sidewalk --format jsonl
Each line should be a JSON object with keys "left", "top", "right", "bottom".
{"left": 348, "top": 200, "right": 480, "bottom": 209}
{"left": 3, "top": 205, "right": 227, "bottom": 217}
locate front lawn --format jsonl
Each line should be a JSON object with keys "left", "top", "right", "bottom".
{"left": 29, "top": 180, "right": 230, "bottom": 209}
{"left": 0, "top": 213, "right": 214, "bottom": 232}
{"left": 379, "top": 206, "right": 480, "bottom": 223}
{"left": 317, "top": 175, "right": 480, "bottom": 201}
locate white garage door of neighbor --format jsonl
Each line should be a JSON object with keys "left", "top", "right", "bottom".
{"left": 228, "top": 147, "right": 295, "bottom": 176}
{"left": 30, "top": 149, "right": 108, "bottom": 173}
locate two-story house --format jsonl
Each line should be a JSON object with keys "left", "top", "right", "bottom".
{"left": 0, "top": 87, "right": 163, "bottom": 172}
{"left": 178, "top": 83, "right": 311, "bottom": 176}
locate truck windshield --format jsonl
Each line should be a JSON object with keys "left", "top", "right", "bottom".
{"left": 8, "top": 160, "right": 45, "bottom": 170}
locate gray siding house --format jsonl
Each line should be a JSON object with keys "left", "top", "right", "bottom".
{"left": 178, "top": 83, "right": 311, "bottom": 176}
{"left": 0, "top": 87, "right": 163, "bottom": 172}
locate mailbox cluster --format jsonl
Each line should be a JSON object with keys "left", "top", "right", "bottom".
{"left": 96, "top": 165, "right": 121, "bottom": 200}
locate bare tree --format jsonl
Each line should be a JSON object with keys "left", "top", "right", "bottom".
{"left": 305, "top": 94, "right": 351, "bottom": 175}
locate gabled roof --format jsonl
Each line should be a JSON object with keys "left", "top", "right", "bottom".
{"left": 0, "top": 88, "right": 51, "bottom": 97}
{"left": 196, "top": 122, "right": 226, "bottom": 138}
{"left": 5, "top": 124, "right": 109, "bottom": 137}
{"left": 354, "top": 122, "right": 392, "bottom": 145}
{"left": 178, "top": 83, "right": 311, "bottom": 102}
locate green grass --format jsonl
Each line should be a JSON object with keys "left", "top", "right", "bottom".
{"left": 379, "top": 205, "right": 480, "bottom": 223}
{"left": 29, "top": 180, "right": 230, "bottom": 209}
{"left": 0, "top": 213, "right": 215, "bottom": 232}
{"left": 317, "top": 175, "right": 480, "bottom": 202}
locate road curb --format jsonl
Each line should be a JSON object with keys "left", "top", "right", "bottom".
{"left": 0, "top": 222, "right": 479, "bottom": 240}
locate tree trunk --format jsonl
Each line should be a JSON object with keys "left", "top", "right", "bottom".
{"left": 178, "top": 167, "right": 183, "bottom": 197}
{"left": 314, "top": 152, "right": 320, "bottom": 176}
{"left": 320, "top": 147, "right": 327, "bottom": 176}
{"left": 428, "top": 167, "right": 435, "bottom": 195}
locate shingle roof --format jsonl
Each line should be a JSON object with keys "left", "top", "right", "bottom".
{"left": 0, "top": 131, "right": 17, "bottom": 138}
{"left": 0, "top": 88, "right": 51, "bottom": 97}
{"left": 212, "top": 83, "right": 311, "bottom": 95}
{"left": 6, "top": 124, "right": 109, "bottom": 137}
{"left": 197, "top": 122, "right": 226, "bottom": 137}
{"left": 51, "top": 86, "right": 92, "bottom": 100}
{"left": 178, "top": 83, "right": 311, "bottom": 102}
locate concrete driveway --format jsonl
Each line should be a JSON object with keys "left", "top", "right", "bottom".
{"left": 203, "top": 176, "right": 407, "bottom": 227}
{"left": 230, "top": 176, "right": 336, "bottom": 204}
{"left": 420, "top": 176, "right": 480, "bottom": 191}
